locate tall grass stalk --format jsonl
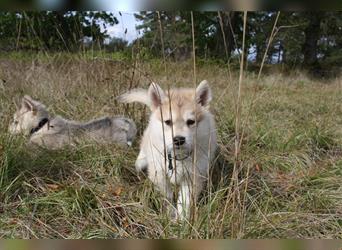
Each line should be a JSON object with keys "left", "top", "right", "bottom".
{"left": 157, "top": 11, "right": 167, "bottom": 77}
{"left": 257, "top": 12, "right": 280, "bottom": 80}
{"left": 219, "top": 11, "right": 248, "bottom": 238}
{"left": 190, "top": 10, "right": 198, "bottom": 226}
{"left": 217, "top": 11, "right": 233, "bottom": 83}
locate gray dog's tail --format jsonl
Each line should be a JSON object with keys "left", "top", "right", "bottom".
{"left": 123, "top": 118, "right": 137, "bottom": 146}
{"left": 112, "top": 117, "right": 137, "bottom": 146}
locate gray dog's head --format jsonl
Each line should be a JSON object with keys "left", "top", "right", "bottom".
{"left": 9, "top": 95, "right": 49, "bottom": 135}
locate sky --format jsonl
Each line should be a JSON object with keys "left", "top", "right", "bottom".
{"left": 104, "top": 12, "right": 142, "bottom": 43}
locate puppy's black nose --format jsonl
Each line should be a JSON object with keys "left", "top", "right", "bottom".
{"left": 173, "top": 136, "right": 186, "bottom": 146}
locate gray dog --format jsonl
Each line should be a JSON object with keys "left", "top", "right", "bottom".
{"left": 9, "top": 95, "right": 137, "bottom": 149}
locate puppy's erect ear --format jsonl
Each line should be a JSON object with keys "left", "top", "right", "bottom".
{"left": 148, "top": 82, "right": 165, "bottom": 110}
{"left": 196, "top": 80, "right": 212, "bottom": 107}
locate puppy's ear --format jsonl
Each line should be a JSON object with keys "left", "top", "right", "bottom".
{"left": 21, "top": 95, "right": 36, "bottom": 112}
{"left": 196, "top": 80, "right": 212, "bottom": 107}
{"left": 148, "top": 82, "right": 165, "bottom": 110}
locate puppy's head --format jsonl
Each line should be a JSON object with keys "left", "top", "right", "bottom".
{"left": 148, "top": 80, "right": 212, "bottom": 159}
{"left": 9, "top": 95, "right": 49, "bottom": 135}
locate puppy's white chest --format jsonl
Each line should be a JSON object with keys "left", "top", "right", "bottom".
{"left": 167, "top": 159, "right": 193, "bottom": 184}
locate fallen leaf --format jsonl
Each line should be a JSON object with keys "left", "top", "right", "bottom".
{"left": 111, "top": 186, "right": 123, "bottom": 197}
{"left": 8, "top": 218, "right": 18, "bottom": 225}
{"left": 123, "top": 218, "right": 129, "bottom": 228}
{"left": 46, "top": 183, "right": 60, "bottom": 190}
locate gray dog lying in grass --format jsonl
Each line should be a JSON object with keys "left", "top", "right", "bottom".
{"left": 9, "top": 95, "right": 137, "bottom": 149}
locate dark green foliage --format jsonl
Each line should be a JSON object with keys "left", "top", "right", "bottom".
{"left": 0, "top": 11, "right": 340, "bottom": 76}
{"left": 0, "top": 11, "right": 118, "bottom": 51}
{"left": 105, "top": 37, "right": 128, "bottom": 52}
{"left": 135, "top": 11, "right": 342, "bottom": 77}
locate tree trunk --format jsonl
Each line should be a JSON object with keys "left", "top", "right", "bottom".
{"left": 216, "top": 11, "right": 237, "bottom": 59}
{"left": 302, "top": 12, "right": 323, "bottom": 68}
{"left": 255, "top": 45, "right": 263, "bottom": 64}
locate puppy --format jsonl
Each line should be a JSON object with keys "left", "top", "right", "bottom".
{"left": 9, "top": 95, "right": 137, "bottom": 149}
{"left": 118, "top": 80, "right": 217, "bottom": 220}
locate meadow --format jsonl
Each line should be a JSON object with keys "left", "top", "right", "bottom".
{"left": 0, "top": 53, "right": 341, "bottom": 238}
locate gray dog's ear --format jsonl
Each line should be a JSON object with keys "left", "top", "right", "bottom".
{"left": 21, "top": 95, "right": 37, "bottom": 111}
{"left": 196, "top": 80, "right": 212, "bottom": 107}
{"left": 148, "top": 82, "right": 165, "bottom": 110}
{"left": 13, "top": 98, "right": 19, "bottom": 109}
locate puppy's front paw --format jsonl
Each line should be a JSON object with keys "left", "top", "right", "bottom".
{"left": 135, "top": 157, "right": 148, "bottom": 172}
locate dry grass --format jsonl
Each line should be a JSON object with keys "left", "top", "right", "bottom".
{"left": 0, "top": 52, "right": 341, "bottom": 238}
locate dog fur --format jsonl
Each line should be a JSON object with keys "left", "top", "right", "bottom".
{"left": 9, "top": 95, "right": 137, "bottom": 149}
{"left": 118, "top": 80, "right": 217, "bottom": 220}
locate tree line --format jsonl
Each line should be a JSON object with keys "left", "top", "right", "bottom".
{"left": 0, "top": 11, "right": 341, "bottom": 77}
{"left": 0, "top": 12, "right": 118, "bottom": 51}
{"left": 135, "top": 11, "right": 341, "bottom": 77}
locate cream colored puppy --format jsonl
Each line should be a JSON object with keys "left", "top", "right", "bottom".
{"left": 118, "top": 80, "right": 217, "bottom": 220}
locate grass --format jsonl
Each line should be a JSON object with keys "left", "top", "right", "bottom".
{"left": 0, "top": 52, "right": 341, "bottom": 238}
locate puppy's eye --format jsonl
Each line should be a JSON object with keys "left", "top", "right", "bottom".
{"left": 186, "top": 119, "right": 195, "bottom": 126}
{"left": 14, "top": 121, "right": 18, "bottom": 125}
{"left": 164, "top": 120, "right": 172, "bottom": 126}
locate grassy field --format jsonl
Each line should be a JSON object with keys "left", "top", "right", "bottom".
{"left": 0, "top": 53, "right": 341, "bottom": 238}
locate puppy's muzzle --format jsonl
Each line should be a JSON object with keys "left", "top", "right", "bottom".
{"left": 173, "top": 136, "right": 186, "bottom": 147}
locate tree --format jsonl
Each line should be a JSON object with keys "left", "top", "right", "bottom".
{"left": 134, "top": 11, "right": 191, "bottom": 59}
{"left": 134, "top": 11, "right": 243, "bottom": 60}
{"left": 302, "top": 12, "right": 324, "bottom": 69}
{"left": 105, "top": 37, "right": 128, "bottom": 52}
{"left": 0, "top": 11, "right": 118, "bottom": 51}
